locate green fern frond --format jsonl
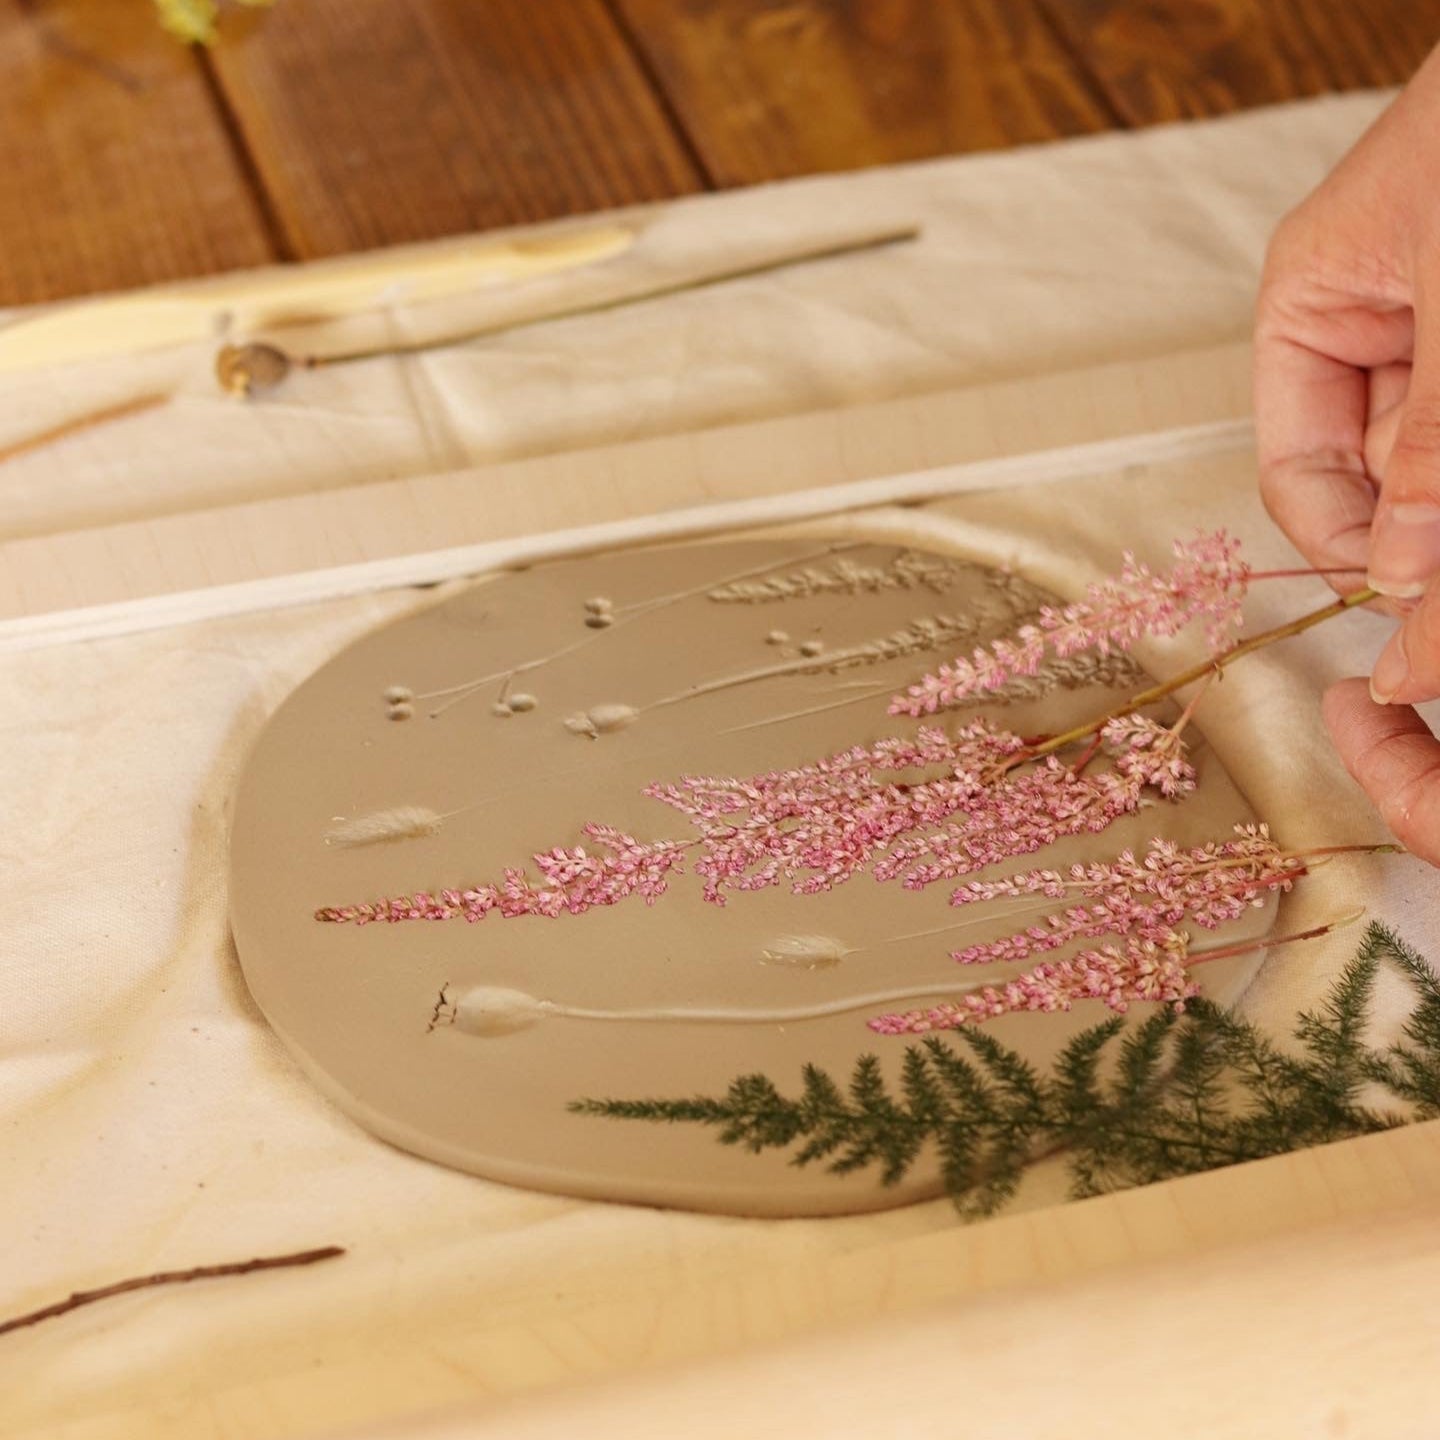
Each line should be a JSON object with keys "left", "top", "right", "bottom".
{"left": 574, "top": 922, "right": 1440, "bottom": 1219}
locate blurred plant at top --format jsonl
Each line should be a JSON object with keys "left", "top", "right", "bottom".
{"left": 155, "top": 0, "right": 274, "bottom": 45}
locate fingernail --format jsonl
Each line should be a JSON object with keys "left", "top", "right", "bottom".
{"left": 1370, "top": 631, "right": 1410, "bottom": 704}
{"left": 1368, "top": 503, "right": 1440, "bottom": 598}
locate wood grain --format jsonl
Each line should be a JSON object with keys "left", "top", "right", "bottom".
{"left": 611, "top": 0, "right": 1121, "bottom": 187}
{"left": 0, "top": 0, "right": 275, "bottom": 304}
{"left": 204, "top": 0, "right": 705, "bottom": 260}
{"left": 1038, "top": 0, "right": 1440, "bottom": 125}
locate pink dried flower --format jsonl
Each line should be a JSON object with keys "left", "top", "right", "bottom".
{"left": 867, "top": 929, "right": 1202, "bottom": 1034}
{"left": 869, "top": 725, "right": 1187, "bottom": 892}
{"left": 946, "top": 825, "right": 1299, "bottom": 965}
{"left": 867, "top": 825, "right": 1300, "bottom": 1032}
{"left": 646, "top": 714, "right": 1193, "bottom": 903}
{"left": 314, "top": 824, "right": 687, "bottom": 924}
{"left": 644, "top": 721, "right": 1026, "bottom": 903}
{"left": 1100, "top": 713, "right": 1197, "bottom": 799}
{"left": 318, "top": 712, "right": 1200, "bottom": 922}
{"left": 890, "top": 530, "right": 1250, "bottom": 716}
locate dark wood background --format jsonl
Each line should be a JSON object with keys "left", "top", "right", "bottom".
{"left": 4, "top": 0, "right": 1437, "bottom": 304}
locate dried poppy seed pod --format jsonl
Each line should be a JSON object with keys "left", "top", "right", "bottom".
{"left": 215, "top": 341, "right": 294, "bottom": 398}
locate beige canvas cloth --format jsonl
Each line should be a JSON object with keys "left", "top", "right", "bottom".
{"left": 4, "top": 91, "right": 1435, "bottom": 1439}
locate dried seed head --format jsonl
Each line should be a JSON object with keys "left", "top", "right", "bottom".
{"left": 564, "top": 702, "right": 640, "bottom": 738}
{"left": 450, "top": 987, "right": 554, "bottom": 1037}
{"left": 215, "top": 341, "right": 292, "bottom": 398}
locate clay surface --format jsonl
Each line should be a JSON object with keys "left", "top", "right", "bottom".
{"left": 229, "top": 534, "right": 1273, "bottom": 1216}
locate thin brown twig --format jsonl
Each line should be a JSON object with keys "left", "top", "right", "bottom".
{"left": 1019, "top": 587, "right": 1379, "bottom": 764}
{"left": 0, "top": 1245, "right": 345, "bottom": 1339}
{"left": 0, "top": 394, "right": 170, "bottom": 468}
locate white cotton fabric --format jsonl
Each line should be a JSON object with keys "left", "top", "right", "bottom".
{"left": 2, "top": 92, "right": 1428, "bottom": 1440}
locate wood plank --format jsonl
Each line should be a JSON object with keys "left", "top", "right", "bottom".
{"left": 0, "top": 0, "right": 276, "bottom": 305}
{"left": 611, "top": 0, "right": 1122, "bottom": 187}
{"left": 205, "top": 0, "right": 705, "bottom": 260}
{"left": 1039, "top": 0, "right": 1440, "bottom": 125}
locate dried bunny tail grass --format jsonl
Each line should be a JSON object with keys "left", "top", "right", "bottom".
{"left": 760, "top": 934, "right": 850, "bottom": 969}
{"left": 324, "top": 806, "right": 444, "bottom": 848}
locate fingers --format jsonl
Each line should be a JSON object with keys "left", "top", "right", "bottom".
{"left": 1324, "top": 677, "right": 1440, "bottom": 866}
{"left": 1368, "top": 287, "right": 1440, "bottom": 598}
{"left": 1254, "top": 326, "right": 1375, "bottom": 579}
{"left": 1363, "top": 361, "right": 1411, "bottom": 480}
{"left": 1368, "top": 574, "right": 1440, "bottom": 704}
{"left": 1254, "top": 242, "right": 1413, "bottom": 584}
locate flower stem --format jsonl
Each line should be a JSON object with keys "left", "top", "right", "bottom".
{"left": 1248, "top": 567, "right": 1366, "bottom": 581}
{"left": 1188, "top": 908, "right": 1366, "bottom": 968}
{"left": 1023, "top": 587, "right": 1377, "bottom": 763}
{"left": 1283, "top": 842, "right": 1406, "bottom": 861}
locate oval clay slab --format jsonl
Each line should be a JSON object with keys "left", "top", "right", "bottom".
{"left": 229, "top": 534, "right": 1273, "bottom": 1217}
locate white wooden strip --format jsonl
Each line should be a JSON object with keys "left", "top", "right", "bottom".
{"left": 1, "top": 417, "right": 1252, "bottom": 652}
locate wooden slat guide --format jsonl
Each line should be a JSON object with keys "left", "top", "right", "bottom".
{"left": 0, "top": 340, "right": 1254, "bottom": 650}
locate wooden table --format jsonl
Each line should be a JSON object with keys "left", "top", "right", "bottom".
{"left": 3, "top": 0, "right": 1438, "bottom": 306}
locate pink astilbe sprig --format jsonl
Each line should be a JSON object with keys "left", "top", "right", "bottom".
{"left": 871, "top": 713, "right": 1194, "bottom": 891}
{"left": 946, "top": 824, "right": 1300, "bottom": 966}
{"left": 890, "top": 530, "right": 1250, "bottom": 717}
{"left": 643, "top": 721, "right": 1027, "bottom": 903}
{"left": 1101, "top": 712, "right": 1198, "bottom": 799}
{"left": 868, "top": 825, "right": 1308, "bottom": 1033}
{"left": 867, "top": 929, "right": 1202, "bottom": 1034}
{"left": 644, "top": 715, "right": 1195, "bottom": 903}
{"left": 314, "top": 824, "right": 687, "bottom": 924}
{"left": 316, "top": 712, "right": 1202, "bottom": 922}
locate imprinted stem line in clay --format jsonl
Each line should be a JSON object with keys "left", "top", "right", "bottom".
{"left": 416, "top": 543, "right": 859, "bottom": 716}
{"left": 451, "top": 911, "right": 1346, "bottom": 1036}
{"left": 645, "top": 604, "right": 1016, "bottom": 717}
{"left": 559, "top": 984, "right": 997, "bottom": 1024}
{"left": 615, "top": 542, "right": 865, "bottom": 618}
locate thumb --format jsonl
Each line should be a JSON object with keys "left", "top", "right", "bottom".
{"left": 1369, "top": 297, "right": 1440, "bottom": 598}
{"left": 1324, "top": 678, "right": 1440, "bottom": 867}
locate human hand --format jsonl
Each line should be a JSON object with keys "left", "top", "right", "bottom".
{"left": 1254, "top": 45, "right": 1440, "bottom": 864}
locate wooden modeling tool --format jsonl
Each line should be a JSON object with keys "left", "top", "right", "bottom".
{"left": 214, "top": 224, "right": 921, "bottom": 398}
